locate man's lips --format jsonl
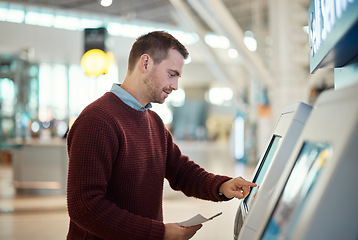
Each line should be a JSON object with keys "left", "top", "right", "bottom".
{"left": 163, "top": 89, "right": 172, "bottom": 96}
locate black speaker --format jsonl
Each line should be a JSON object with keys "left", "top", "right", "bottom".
{"left": 84, "top": 27, "right": 107, "bottom": 53}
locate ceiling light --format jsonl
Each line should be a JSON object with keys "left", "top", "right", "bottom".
{"left": 206, "top": 87, "right": 233, "bottom": 106}
{"left": 244, "top": 31, "right": 257, "bottom": 52}
{"left": 244, "top": 36, "right": 257, "bottom": 52}
{"left": 228, "top": 48, "right": 239, "bottom": 59}
{"left": 81, "top": 49, "right": 111, "bottom": 77}
{"left": 205, "top": 33, "right": 230, "bottom": 49}
{"left": 100, "top": 0, "right": 112, "bottom": 7}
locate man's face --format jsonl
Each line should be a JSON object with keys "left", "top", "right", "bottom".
{"left": 143, "top": 49, "right": 185, "bottom": 104}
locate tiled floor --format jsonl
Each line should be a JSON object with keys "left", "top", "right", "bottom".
{"left": 0, "top": 141, "right": 255, "bottom": 240}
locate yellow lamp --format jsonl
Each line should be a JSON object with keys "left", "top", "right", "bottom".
{"left": 81, "top": 49, "right": 110, "bottom": 77}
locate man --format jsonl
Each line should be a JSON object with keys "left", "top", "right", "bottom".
{"left": 66, "top": 31, "right": 256, "bottom": 240}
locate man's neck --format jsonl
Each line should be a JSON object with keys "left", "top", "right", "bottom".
{"left": 121, "top": 75, "right": 148, "bottom": 107}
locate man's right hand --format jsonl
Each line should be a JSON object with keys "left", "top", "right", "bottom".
{"left": 164, "top": 223, "right": 202, "bottom": 240}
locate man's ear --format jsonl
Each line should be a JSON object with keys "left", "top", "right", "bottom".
{"left": 140, "top": 54, "right": 150, "bottom": 73}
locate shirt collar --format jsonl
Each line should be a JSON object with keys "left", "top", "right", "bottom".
{"left": 110, "top": 83, "right": 152, "bottom": 112}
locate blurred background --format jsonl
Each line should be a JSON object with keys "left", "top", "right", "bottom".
{"left": 0, "top": 0, "right": 334, "bottom": 239}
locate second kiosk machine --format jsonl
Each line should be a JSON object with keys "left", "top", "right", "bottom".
{"left": 238, "top": 0, "right": 358, "bottom": 239}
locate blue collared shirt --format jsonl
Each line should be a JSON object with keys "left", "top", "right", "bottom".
{"left": 110, "top": 83, "right": 152, "bottom": 112}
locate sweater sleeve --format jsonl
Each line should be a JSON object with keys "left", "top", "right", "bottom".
{"left": 164, "top": 129, "right": 232, "bottom": 202}
{"left": 67, "top": 109, "right": 164, "bottom": 240}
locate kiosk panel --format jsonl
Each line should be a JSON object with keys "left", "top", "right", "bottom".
{"left": 255, "top": 83, "right": 358, "bottom": 240}
{"left": 260, "top": 141, "right": 331, "bottom": 240}
{"left": 235, "top": 102, "right": 312, "bottom": 240}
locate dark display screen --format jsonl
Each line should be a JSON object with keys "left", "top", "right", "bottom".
{"left": 261, "top": 141, "right": 330, "bottom": 240}
{"left": 244, "top": 135, "right": 282, "bottom": 212}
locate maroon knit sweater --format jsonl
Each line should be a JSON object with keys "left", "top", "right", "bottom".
{"left": 66, "top": 92, "right": 232, "bottom": 240}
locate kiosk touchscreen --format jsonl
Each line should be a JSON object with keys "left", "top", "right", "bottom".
{"left": 234, "top": 102, "right": 312, "bottom": 239}
{"left": 256, "top": 83, "right": 358, "bottom": 240}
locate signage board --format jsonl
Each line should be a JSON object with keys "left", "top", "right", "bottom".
{"left": 309, "top": 0, "right": 358, "bottom": 73}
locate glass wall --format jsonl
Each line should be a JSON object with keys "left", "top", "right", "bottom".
{"left": 0, "top": 56, "right": 39, "bottom": 146}
{"left": 36, "top": 63, "right": 118, "bottom": 139}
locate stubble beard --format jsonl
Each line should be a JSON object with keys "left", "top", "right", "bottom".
{"left": 143, "top": 69, "right": 166, "bottom": 104}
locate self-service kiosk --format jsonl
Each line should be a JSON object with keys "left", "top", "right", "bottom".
{"left": 256, "top": 83, "right": 358, "bottom": 240}
{"left": 237, "top": 0, "right": 358, "bottom": 238}
{"left": 234, "top": 102, "right": 312, "bottom": 239}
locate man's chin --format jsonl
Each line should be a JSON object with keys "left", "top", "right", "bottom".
{"left": 152, "top": 99, "right": 166, "bottom": 104}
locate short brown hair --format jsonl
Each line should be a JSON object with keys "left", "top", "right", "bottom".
{"left": 127, "top": 31, "right": 189, "bottom": 73}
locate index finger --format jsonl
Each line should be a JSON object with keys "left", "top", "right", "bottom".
{"left": 236, "top": 177, "right": 257, "bottom": 187}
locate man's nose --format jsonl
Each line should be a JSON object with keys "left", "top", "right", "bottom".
{"left": 170, "top": 79, "right": 179, "bottom": 91}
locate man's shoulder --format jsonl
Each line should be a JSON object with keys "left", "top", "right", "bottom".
{"left": 82, "top": 92, "right": 123, "bottom": 114}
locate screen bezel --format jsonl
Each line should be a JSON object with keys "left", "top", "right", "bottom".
{"left": 242, "top": 134, "right": 282, "bottom": 213}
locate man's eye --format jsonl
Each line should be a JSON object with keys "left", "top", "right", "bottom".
{"left": 169, "top": 73, "right": 175, "bottom": 77}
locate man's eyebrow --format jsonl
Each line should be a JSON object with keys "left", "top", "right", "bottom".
{"left": 169, "top": 69, "right": 181, "bottom": 77}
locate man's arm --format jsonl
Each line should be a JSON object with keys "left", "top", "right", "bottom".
{"left": 164, "top": 129, "right": 232, "bottom": 201}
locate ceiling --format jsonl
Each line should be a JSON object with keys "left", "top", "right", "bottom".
{"left": 2, "top": 0, "right": 260, "bottom": 32}
{"left": 0, "top": 0, "right": 313, "bottom": 93}
{"left": 5, "top": 0, "right": 193, "bottom": 27}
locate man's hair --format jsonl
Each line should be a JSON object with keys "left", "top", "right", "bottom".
{"left": 127, "top": 31, "right": 189, "bottom": 73}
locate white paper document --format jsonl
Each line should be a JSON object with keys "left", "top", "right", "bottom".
{"left": 178, "top": 212, "right": 222, "bottom": 227}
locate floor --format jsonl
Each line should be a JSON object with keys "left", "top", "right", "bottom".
{"left": 0, "top": 141, "right": 255, "bottom": 240}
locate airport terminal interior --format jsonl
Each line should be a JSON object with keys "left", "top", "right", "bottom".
{"left": 0, "top": 0, "right": 357, "bottom": 239}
